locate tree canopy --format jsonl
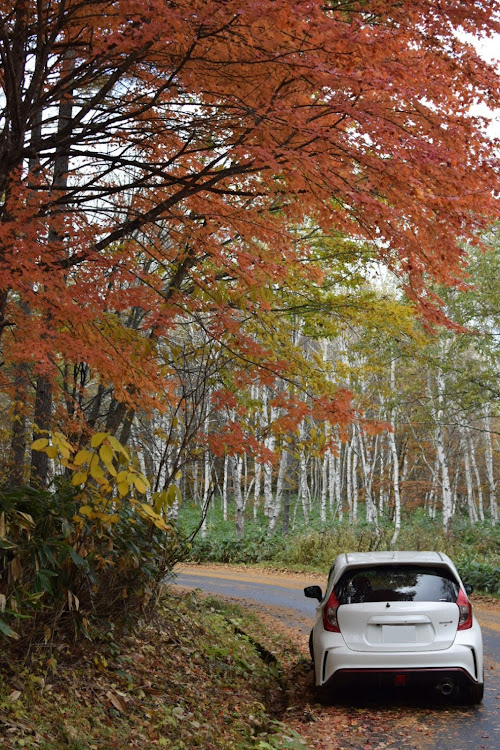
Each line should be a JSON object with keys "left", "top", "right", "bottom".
{"left": 1, "top": 0, "right": 499, "bottom": 472}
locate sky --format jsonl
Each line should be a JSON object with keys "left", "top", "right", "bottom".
{"left": 468, "top": 33, "right": 500, "bottom": 139}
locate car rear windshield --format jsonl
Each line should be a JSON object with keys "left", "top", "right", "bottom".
{"left": 335, "top": 565, "right": 460, "bottom": 604}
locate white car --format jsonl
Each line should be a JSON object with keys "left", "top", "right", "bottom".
{"left": 304, "top": 551, "right": 483, "bottom": 704}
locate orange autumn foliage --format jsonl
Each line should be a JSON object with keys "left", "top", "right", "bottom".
{"left": 0, "top": 0, "right": 499, "bottom": 440}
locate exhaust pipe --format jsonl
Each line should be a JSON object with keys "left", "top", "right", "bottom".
{"left": 437, "top": 680, "right": 455, "bottom": 696}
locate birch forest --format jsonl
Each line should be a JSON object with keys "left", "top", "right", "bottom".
{"left": 107, "top": 235, "right": 500, "bottom": 543}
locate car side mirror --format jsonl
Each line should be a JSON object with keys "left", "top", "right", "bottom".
{"left": 464, "top": 583, "right": 474, "bottom": 595}
{"left": 304, "top": 585, "right": 323, "bottom": 601}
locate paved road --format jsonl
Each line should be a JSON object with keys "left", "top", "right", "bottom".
{"left": 173, "top": 565, "right": 500, "bottom": 750}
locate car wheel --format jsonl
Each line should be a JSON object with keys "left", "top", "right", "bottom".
{"left": 464, "top": 682, "right": 484, "bottom": 705}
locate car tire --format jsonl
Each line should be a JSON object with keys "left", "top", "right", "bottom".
{"left": 464, "top": 682, "right": 484, "bottom": 705}
{"left": 308, "top": 631, "right": 315, "bottom": 663}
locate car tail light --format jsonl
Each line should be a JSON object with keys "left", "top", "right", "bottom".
{"left": 323, "top": 589, "right": 341, "bottom": 632}
{"left": 457, "top": 588, "right": 473, "bottom": 630}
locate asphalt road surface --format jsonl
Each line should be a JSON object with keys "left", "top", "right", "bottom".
{"left": 173, "top": 564, "right": 500, "bottom": 750}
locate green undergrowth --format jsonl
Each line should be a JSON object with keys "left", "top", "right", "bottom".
{"left": 0, "top": 589, "right": 308, "bottom": 750}
{"left": 182, "top": 504, "right": 500, "bottom": 596}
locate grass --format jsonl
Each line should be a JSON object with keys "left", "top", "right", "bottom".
{"left": 0, "top": 589, "right": 309, "bottom": 750}
{"left": 179, "top": 501, "right": 500, "bottom": 595}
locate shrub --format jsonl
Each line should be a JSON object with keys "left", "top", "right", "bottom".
{"left": 190, "top": 529, "right": 285, "bottom": 564}
{"left": 0, "top": 433, "right": 185, "bottom": 642}
{"left": 454, "top": 556, "right": 500, "bottom": 596}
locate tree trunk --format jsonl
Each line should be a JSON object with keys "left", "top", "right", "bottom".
{"left": 460, "top": 425, "right": 478, "bottom": 524}
{"left": 222, "top": 454, "right": 229, "bottom": 521}
{"left": 269, "top": 447, "right": 288, "bottom": 532}
{"left": 282, "top": 489, "right": 291, "bottom": 536}
{"left": 351, "top": 438, "right": 358, "bottom": 525}
{"left": 484, "top": 404, "right": 498, "bottom": 524}
{"left": 431, "top": 369, "right": 453, "bottom": 534}
{"left": 467, "top": 428, "right": 484, "bottom": 522}
{"left": 320, "top": 452, "right": 328, "bottom": 525}
{"left": 299, "top": 422, "right": 310, "bottom": 525}
{"left": 253, "top": 460, "right": 261, "bottom": 520}
{"left": 388, "top": 359, "right": 401, "bottom": 546}
{"left": 30, "top": 375, "right": 52, "bottom": 487}
{"left": 10, "top": 361, "right": 29, "bottom": 485}
{"left": 30, "top": 50, "right": 75, "bottom": 488}
{"left": 232, "top": 455, "right": 245, "bottom": 538}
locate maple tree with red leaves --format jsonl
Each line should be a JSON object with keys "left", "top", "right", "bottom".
{"left": 0, "top": 0, "right": 499, "bottom": 485}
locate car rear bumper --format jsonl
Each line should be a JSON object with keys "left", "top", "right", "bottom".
{"left": 315, "top": 638, "right": 482, "bottom": 687}
{"left": 324, "top": 666, "right": 481, "bottom": 693}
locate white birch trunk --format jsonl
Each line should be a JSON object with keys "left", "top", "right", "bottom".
{"left": 269, "top": 447, "right": 288, "bottom": 531}
{"left": 222, "top": 454, "right": 229, "bottom": 522}
{"left": 388, "top": 359, "right": 401, "bottom": 546}
{"left": 351, "top": 439, "right": 358, "bottom": 525}
{"left": 427, "top": 454, "right": 439, "bottom": 520}
{"left": 346, "top": 439, "right": 353, "bottom": 521}
{"left": 192, "top": 461, "right": 199, "bottom": 504}
{"left": 460, "top": 425, "right": 478, "bottom": 524}
{"left": 432, "top": 369, "right": 453, "bottom": 533}
{"left": 253, "top": 460, "right": 261, "bottom": 520}
{"left": 263, "top": 391, "right": 276, "bottom": 518}
{"left": 467, "top": 428, "right": 484, "bottom": 522}
{"left": 328, "top": 451, "right": 335, "bottom": 514}
{"left": 200, "top": 406, "right": 211, "bottom": 538}
{"left": 355, "top": 424, "right": 379, "bottom": 531}
{"left": 231, "top": 454, "right": 245, "bottom": 538}
{"left": 299, "top": 421, "right": 310, "bottom": 525}
{"left": 320, "top": 453, "right": 328, "bottom": 525}
{"left": 484, "top": 404, "right": 498, "bottom": 523}
{"left": 334, "top": 447, "right": 343, "bottom": 522}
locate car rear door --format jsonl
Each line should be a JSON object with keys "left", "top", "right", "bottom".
{"left": 334, "top": 564, "right": 460, "bottom": 652}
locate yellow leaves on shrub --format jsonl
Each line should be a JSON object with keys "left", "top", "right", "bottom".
{"left": 153, "top": 486, "right": 181, "bottom": 516}
{"left": 133, "top": 475, "right": 147, "bottom": 493}
{"left": 108, "top": 435, "right": 130, "bottom": 460}
{"left": 74, "top": 449, "right": 93, "bottom": 466}
{"left": 32, "top": 438, "right": 49, "bottom": 450}
{"left": 138, "top": 503, "right": 169, "bottom": 531}
{"left": 99, "top": 444, "right": 113, "bottom": 465}
{"left": 75, "top": 504, "right": 120, "bottom": 526}
{"left": 31, "top": 430, "right": 169, "bottom": 535}
{"left": 52, "top": 432, "right": 73, "bottom": 458}
{"left": 71, "top": 471, "right": 88, "bottom": 486}
{"left": 89, "top": 461, "right": 105, "bottom": 483}
{"left": 90, "top": 432, "right": 107, "bottom": 449}
{"left": 78, "top": 505, "right": 93, "bottom": 518}
{"left": 117, "top": 481, "right": 129, "bottom": 497}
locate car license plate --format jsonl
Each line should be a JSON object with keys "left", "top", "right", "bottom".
{"left": 382, "top": 625, "right": 416, "bottom": 643}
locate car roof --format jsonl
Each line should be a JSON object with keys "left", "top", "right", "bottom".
{"left": 344, "top": 551, "right": 450, "bottom": 566}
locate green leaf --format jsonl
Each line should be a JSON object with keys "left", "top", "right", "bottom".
{"left": 0, "top": 538, "right": 16, "bottom": 550}
{"left": 0, "top": 617, "right": 20, "bottom": 639}
{"left": 34, "top": 571, "right": 53, "bottom": 595}
{"left": 68, "top": 548, "right": 87, "bottom": 568}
